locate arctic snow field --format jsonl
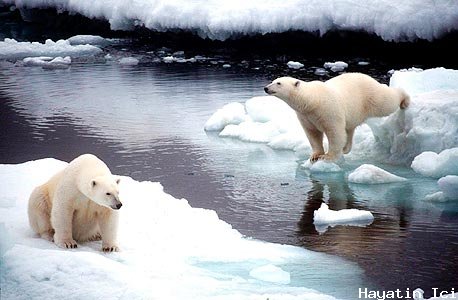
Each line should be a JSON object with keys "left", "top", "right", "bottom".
{"left": 1, "top": 1, "right": 458, "bottom": 300}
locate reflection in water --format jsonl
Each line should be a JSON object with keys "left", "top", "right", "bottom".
{"left": 1, "top": 59, "right": 458, "bottom": 298}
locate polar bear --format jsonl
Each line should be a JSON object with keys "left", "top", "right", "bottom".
{"left": 264, "top": 73, "right": 410, "bottom": 161}
{"left": 28, "top": 154, "right": 122, "bottom": 252}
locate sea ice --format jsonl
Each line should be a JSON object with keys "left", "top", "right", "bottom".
{"left": 119, "top": 57, "right": 139, "bottom": 66}
{"left": 0, "top": 38, "right": 103, "bottom": 60}
{"left": 23, "top": 56, "right": 71, "bottom": 69}
{"left": 249, "top": 264, "right": 291, "bottom": 284}
{"left": 204, "top": 102, "right": 247, "bottom": 131}
{"left": 411, "top": 148, "right": 458, "bottom": 178}
{"left": 348, "top": 164, "right": 406, "bottom": 184}
{"left": 302, "top": 160, "right": 342, "bottom": 173}
{"left": 1, "top": 158, "right": 355, "bottom": 299}
{"left": 313, "top": 203, "right": 374, "bottom": 233}
{"left": 323, "top": 61, "right": 348, "bottom": 72}
{"left": 287, "top": 61, "right": 304, "bottom": 69}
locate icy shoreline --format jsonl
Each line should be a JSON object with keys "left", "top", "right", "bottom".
{"left": 3, "top": 0, "right": 458, "bottom": 42}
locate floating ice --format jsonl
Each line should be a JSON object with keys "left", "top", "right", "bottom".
{"left": 287, "top": 61, "right": 304, "bottom": 69}
{"left": 222, "top": 64, "right": 231, "bottom": 68}
{"left": 0, "top": 38, "right": 103, "bottom": 60}
{"left": 302, "top": 160, "right": 342, "bottom": 173}
{"left": 6, "top": 0, "right": 458, "bottom": 42}
{"left": 323, "top": 61, "right": 348, "bottom": 72}
{"left": 162, "top": 56, "right": 197, "bottom": 63}
{"left": 313, "top": 203, "right": 374, "bottom": 233}
{"left": 438, "top": 175, "right": 458, "bottom": 199}
{"left": 118, "top": 57, "right": 139, "bottom": 66}
{"left": 23, "top": 56, "right": 71, "bottom": 69}
{"left": 249, "top": 264, "right": 291, "bottom": 285}
{"left": 314, "top": 68, "right": 327, "bottom": 76}
{"left": 204, "top": 102, "right": 247, "bottom": 131}
{"left": 1, "top": 158, "right": 353, "bottom": 299}
{"left": 368, "top": 68, "right": 458, "bottom": 163}
{"left": 357, "top": 61, "right": 370, "bottom": 66}
{"left": 67, "top": 35, "right": 108, "bottom": 46}
{"left": 348, "top": 164, "right": 406, "bottom": 184}
{"left": 411, "top": 148, "right": 458, "bottom": 178}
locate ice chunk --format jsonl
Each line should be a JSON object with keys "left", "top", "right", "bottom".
{"left": 222, "top": 64, "right": 231, "bottom": 68}
{"left": 67, "top": 35, "right": 108, "bottom": 46}
{"left": 368, "top": 68, "right": 458, "bottom": 163}
{"left": 348, "top": 164, "right": 406, "bottom": 184}
{"left": 22, "top": 56, "right": 72, "bottom": 69}
{"left": 287, "top": 61, "right": 304, "bottom": 69}
{"left": 411, "top": 148, "right": 458, "bottom": 178}
{"left": 438, "top": 175, "right": 458, "bottom": 200}
{"left": 313, "top": 203, "right": 374, "bottom": 229}
{"left": 314, "top": 68, "right": 327, "bottom": 76}
{"left": 302, "top": 160, "right": 342, "bottom": 173}
{"left": 357, "top": 61, "right": 370, "bottom": 66}
{"left": 249, "top": 264, "right": 291, "bottom": 284}
{"left": 0, "top": 38, "right": 102, "bottom": 60}
{"left": 323, "top": 61, "right": 348, "bottom": 72}
{"left": 118, "top": 57, "right": 139, "bottom": 66}
{"left": 204, "top": 102, "right": 246, "bottom": 131}
{"left": 220, "top": 121, "right": 281, "bottom": 143}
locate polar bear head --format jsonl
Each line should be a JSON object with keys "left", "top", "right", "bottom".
{"left": 264, "top": 77, "right": 301, "bottom": 101}
{"left": 89, "top": 176, "right": 122, "bottom": 210}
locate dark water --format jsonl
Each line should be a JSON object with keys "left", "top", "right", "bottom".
{"left": 1, "top": 44, "right": 458, "bottom": 298}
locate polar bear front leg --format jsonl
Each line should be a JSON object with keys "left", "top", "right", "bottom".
{"left": 297, "top": 114, "right": 325, "bottom": 162}
{"left": 99, "top": 212, "right": 120, "bottom": 252}
{"left": 51, "top": 198, "right": 78, "bottom": 249}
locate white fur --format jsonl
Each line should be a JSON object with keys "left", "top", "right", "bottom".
{"left": 28, "top": 154, "right": 122, "bottom": 252}
{"left": 265, "top": 73, "right": 410, "bottom": 161}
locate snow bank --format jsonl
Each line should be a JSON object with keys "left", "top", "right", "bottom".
{"left": 313, "top": 203, "right": 374, "bottom": 233}
{"left": 411, "top": 148, "right": 458, "bottom": 178}
{"left": 0, "top": 158, "right": 360, "bottom": 300}
{"left": 367, "top": 67, "right": 458, "bottom": 163}
{"left": 5, "top": 0, "right": 458, "bottom": 42}
{"left": 348, "top": 164, "right": 406, "bottom": 184}
{"left": 0, "top": 38, "right": 103, "bottom": 60}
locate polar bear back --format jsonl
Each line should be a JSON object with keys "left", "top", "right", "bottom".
{"left": 328, "top": 73, "right": 405, "bottom": 124}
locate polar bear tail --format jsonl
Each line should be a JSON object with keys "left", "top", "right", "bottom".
{"left": 398, "top": 89, "right": 410, "bottom": 109}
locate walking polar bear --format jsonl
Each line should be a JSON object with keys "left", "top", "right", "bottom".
{"left": 264, "top": 73, "right": 410, "bottom": 161}
{"left": 28, "top": 154, "right": 122, "bottom": 252}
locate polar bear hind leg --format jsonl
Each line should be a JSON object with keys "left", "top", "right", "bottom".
{"left": 28, "top": 186, "right": 54, "bottom": 241}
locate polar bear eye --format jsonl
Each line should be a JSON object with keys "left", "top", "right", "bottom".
{"left": 106, "top": 192, "right": 111, "bottom": 196}
{"left": 276, "top": 82, "right": 281, "bottom": 85}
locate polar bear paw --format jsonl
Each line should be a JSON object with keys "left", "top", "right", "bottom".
{"left": 102, "top": 244, "right": 120, "bottom": 252}
{"left": 309, "top": 152, "right": 325, "bottom": 162}
{"left": 56, "top": 238, "right": 78, "bottom": 249}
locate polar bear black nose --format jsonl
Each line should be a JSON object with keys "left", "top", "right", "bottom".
{"left": 115, "top": 203, "right": 122, "bottom": 209}
{"left": 264, "top": 87, "right": 269, "bottom": 93}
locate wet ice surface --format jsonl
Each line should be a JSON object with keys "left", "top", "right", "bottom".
{"left": 0, "top": 45, "right": 458, "bottom": 298}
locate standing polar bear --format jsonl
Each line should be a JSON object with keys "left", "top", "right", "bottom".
{"left": 28, "top": 154, "right": 122, "bottom": 252}
{"left": 264, "top": 73, "right": 410, "bottom": 161}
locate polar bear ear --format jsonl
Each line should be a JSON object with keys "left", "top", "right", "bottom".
{"left": 294, "top": 80, "right": 300, "bottom": 87}
{"left": 116, "top": 177, "right": 121, "bottom": 185}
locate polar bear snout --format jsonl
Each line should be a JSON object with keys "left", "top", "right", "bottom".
{"left": 110, "top": 199, "right": 123, "bottom": 210}
{"left": 264, "top": 85, "right": 275, "bottom": 95}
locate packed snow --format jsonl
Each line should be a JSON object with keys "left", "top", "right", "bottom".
{"left": 0, "top": 38, "right": 103, "bottom": 60}
{"left": 0, "top": 158, "right": 367, "bottom": 300}
{"left": 348, "top": 164, "right": 406, "bottom": 184}
{"left": 4, "top": 0, "right": 458, "bottom": 42}
{"left": 313, "top": 203, "right": 374, "bottom": 234}
{"left": 206, "top": 67, "right": 458, "bottom": 170}
{"left": 323, "top": 61, "right": 348, "bottom": 72}
{"left": 287, "top": 61, "right": 304, "bottom": 69}
{"left": 411, "top": 148, "right": 458, "bottom": 178}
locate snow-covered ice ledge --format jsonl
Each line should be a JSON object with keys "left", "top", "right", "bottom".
{"left": 0, "top": 158, "right": 364, "bottom": 299}
{"left": 4, "top": 0, "right": 458, "bottom": 42}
